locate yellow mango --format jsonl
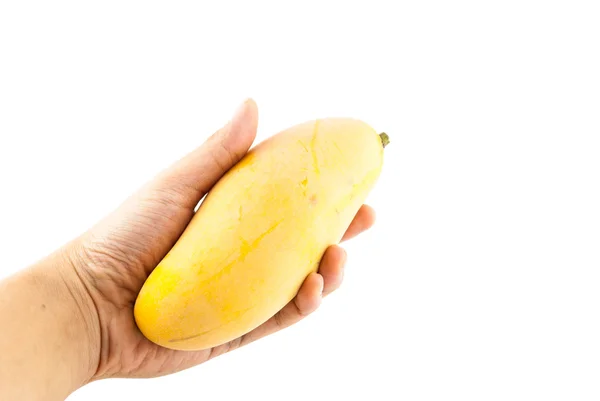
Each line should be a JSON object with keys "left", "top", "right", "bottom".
{"left": 134, "top": 118, "right": 388, "bottom": 350}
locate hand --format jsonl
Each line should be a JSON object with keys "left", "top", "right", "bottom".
{"left": 68, "top": 100, "right": 376, "bottom": 380}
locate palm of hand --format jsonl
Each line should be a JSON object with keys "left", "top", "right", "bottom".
{"left": 72, "top": 101, "right": 375, "bottom": 380}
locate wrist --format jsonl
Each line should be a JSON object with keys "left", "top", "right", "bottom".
{"left": 0, "top": 244, "right": 101, "bottom": 400}
{"left": 54, "top": 244, "right": 101, "bottom": 387}
{"left": 42, "top": 244, "right": 102, "bottom": 387}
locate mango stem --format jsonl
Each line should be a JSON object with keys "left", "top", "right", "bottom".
{"left": 379, "top": 132, "right": 390, "bottom": 148}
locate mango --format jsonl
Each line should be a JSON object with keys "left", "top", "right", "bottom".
{"left": 134, "top": 118, "right": 388, "bottom": 350}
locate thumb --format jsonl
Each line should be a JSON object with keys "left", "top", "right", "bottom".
{"left": 81, "top": 100, "right": 258, "bottom": 277}
{"left": 148, "top": 98, "right": 258, "bottom": 210}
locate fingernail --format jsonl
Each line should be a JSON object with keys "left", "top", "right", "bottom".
{"left": 231, "top": 99, "right": 250, "bottom": 124}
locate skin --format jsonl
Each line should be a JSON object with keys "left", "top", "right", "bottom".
{"left": 0, "top": 99, "right": 376, "bottom": 401}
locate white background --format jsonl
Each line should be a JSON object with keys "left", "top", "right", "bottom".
{"left": 1, "top": 1, "right": 599, "bottom": 400}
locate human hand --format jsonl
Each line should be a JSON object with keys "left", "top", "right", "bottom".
{"left": 67, "top": 100, "right": 376, "bottom": 380}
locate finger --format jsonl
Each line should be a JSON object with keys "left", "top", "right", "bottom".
{"left": 203, "top": 246, "right": 346, "bottom": 359}
{"left": 147, "top": 98, "right": 258, "bottom": 210}
{"left": 341, "top": 204, "right": 376, "bottom": 242}
{"left": 239, "top": 272, "right": 324, "bottom": 347}
{"left": 319, "top": 245, "right": 347, "bottom": 296}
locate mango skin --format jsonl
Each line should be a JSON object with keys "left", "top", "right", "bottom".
{"left": 134, "top": 118, "right": 385, "bottom": 350}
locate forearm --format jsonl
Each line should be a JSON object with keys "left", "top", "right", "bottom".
{"left": 0, "top": 249, "right": 99, "bottom": 401}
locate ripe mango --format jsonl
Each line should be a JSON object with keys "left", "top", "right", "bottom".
{"left": 134, "top": 118, "right": 387, "bottom": 350}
